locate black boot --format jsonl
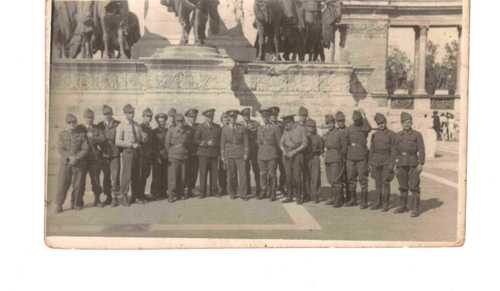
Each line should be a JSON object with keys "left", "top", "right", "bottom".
{"left": 111, "top": 197, "right": 120, "bottom": 207}
{"left": 394, "top": 192, "right": 408, "bottom": 213}
{"left": 93, "top": 194, "right": 103, "bottom": 207}
{"left": 345, "top": 186, "right": 358, "bottom": 206}
{"left": 102, "top": 194, "right": 112, "bottom": 207}
{"left": 360, "top": 190, "right": 368, "bottom": 209}
{"left": 411, "top": 192, "right": 420, "bottom": 217}
{"left": 382, "top": 185, "right": 390, "bottom": 212}
{"left": 371, "top": 191, "right": 382, "bottom": 210}
{"left": 326, "top": 187, "right": 335, "bottom": 205}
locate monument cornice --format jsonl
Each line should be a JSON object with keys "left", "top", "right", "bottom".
{"left": 343, "top": 1, "right": 463, "bottom": 14}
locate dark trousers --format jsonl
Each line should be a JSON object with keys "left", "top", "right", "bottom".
{"left": 102, "top": 157, "right": 120, "bottom": 199}
{"left": 80, "top": 159, "right": 103, "bottom": 205}
{"left": 371, "top": 164, "right": 394, "bottom": 205}
{"left": 283, "top": 152, "right": 304, "bottom": 200}
{"left": 218, "top": 161, "right": 227, "bottom": 195}
{"left": 56, "top": 160, "right": 85, "bottom": 208}
{"left": 226, "top": 158, "right": 247, "bottom": 198}
{"left": 396, "top": 166, "right": 421, "bottom": 193}
{"left": 119, "top": 149, "right": 141, "bottom": 200}
{"left": 151, "top": 157, "right": 168, "bottom": 198}
{"left": 246, "top": 155, "right": 261, "bottom": 195}
{"left": 277, "top": 154, "right": 286, "bottom": 191}
{"left": 346, "top": 159, "right": 369, "bottom": 198}
{"left": 186, "top": 154, "right": 198, "bottom": 193}
{"left": 137, "top": 155, "right": 152, "bottom": 197}
{"left": 168, "top": 158, "right": 187, "bottom": 198}
{"left": 325, "top": 161, "right": 345, "bottom": 205}
{"left": 198, "top": 156, "right": 219, "bottom": 196}
{"left": 258, "top": 159, "right": 277, "bottom": 198}
{"left": 306, "top": 155, "right": 321, "bottom": 201}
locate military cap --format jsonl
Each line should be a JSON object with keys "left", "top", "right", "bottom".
{"left": 155, "top": 113, "right": 168, "bottom": 122}
{"left": 123, "top": 104, "right": 135, "bottom": 114}
{"left": 259, "top": 108, "right": 270, "bottom": 118}
{"left": 202, "top": 108, "right": 216, "bottom": 118}
{"left": 240, "top": 107, "right": 252, "bottom": 117}
{"left": 282, "top": 114, "right": 295, "bottom": 123}
{"left": 374, "top": 113, "right": 386, "bottom": 124}
{"left": 432, "top": 111, "right": 439, "bottom": 116}
{"left": 335, "top": 111, "right": 346, "bottom": 121}
{"left": 102, "top": 104, "right": 113, "bottom": 115}
{"left": 83, "top": 108, "right": 95, "bottom": 119}
{"left": 400, "top": 111, "right": 413, "bottom": 122}
{"left": 306, "top": 119, "right": 317, "bottom": 128}
{"left": 185, "top": 108, "right": 199, "bottom": 118}
{"left": 298, "top": 106, "right": 309, "bottom": 117}
{"left": 352, "top": 110, "right": 362, "bottom": 121}
{"left": 268, "top": 106, "right": 280, "bottom": 116}
{"left": 65, "top": 113, "right": 77, "bottom": 123}
{"left": 325, "top": 114, "right": 335, "bottom": 124}
{"left": 175, "top": 113, "right": 185, "bottom": 122}
{"left": 226, "top": 110, "right": 240, "bottom": 118}
{"left": 143, "top": 107, "right": 153, "bottom": 117}
{"left": 168, "top": 108, "right": 177, "bottom": 117}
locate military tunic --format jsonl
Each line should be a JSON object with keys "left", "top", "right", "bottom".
{"left": 56, "top": 126, "right": 89, "bottom": 209}
{"left": 151, "top": 126, "right": 168, "bottom": 199}
{"left": 345, "top": 119, "right": 372, "bottom": 204}
{"left": 394, "top": 129, "right": 425, "bottom": 193}
{"left": 323, "top": 128, "right": 348, "bottom": 205}
{"left": 165, "top": 124, "right": 194, "bottom": 199}
{"left": 280, "top": 123, "right": 308, "bottom": 202}
{"left": 369, "top": 128, "right": 397, "bottom": 208}
{"left": 257, "top": 122, "right": 281, "bottom": 199}
{"left": 81, "top": 124, "right": 105, "bottom": 206}
{"left": 97, "top": 119, "right": 121, "bottom": 201}
{"left": 194, "top": 122, "right": 222, "bottom": 197}
{"left": 243, "top": 119, "right": 261, "bottom": 196}
{"left": 220, "top": 123, "right": 249, "bottom": 198}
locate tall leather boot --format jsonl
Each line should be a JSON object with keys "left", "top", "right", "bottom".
{"left": 360, "top": 189, "right": 368, "bottom": 209}
{"left": 394, "top": 191, "right": 408, "bottom": 213}
{"left": 345, "top": 185, "right": 358, "bottom": 206}
{"left": 382, "top": 184, "right": 391, "bottom": 212}
{"left": 371, "top": 189, "right": 382, "bottom": 210}
{"left": 333, "top": 186, "right": 343, "bottom": 208}
{"left": 411, "top": 192, "right": 420, "bottom": 217}
{"left": 326, "top": 187, "right": 335, "bottom": 205}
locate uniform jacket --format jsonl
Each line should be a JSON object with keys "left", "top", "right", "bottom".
{"left": 257, "top": 122, "right": 281, "bottom": 161}
{"left": 165, "top": 124, "right": 193, "bottom": 160}
{"left": 57, "top": 126, "right": 89, "bottom": 166}
{"left": 346, "top": 119, "right": 372, "bottom": 161}
{"left": 242, "top": 119, "right": 260, "bottom": 157}
{"left": 394, "top": 129, "right": 426, "bottom": 166}
{"left": 305, "top": 133, "right": 324, "bottom": 159}
{"left": 140, "top": 122, "right": 154, "bottom": 159}
{"left": 194, "top": 122, "right": 222, "bottom": 157}
{"left": 280, "top": 124, "right": 308, "bottom": 154}
{"left": 153, "top": 126, "right": 168, "bottom": 159}
{"left": 323, "top": 128, "right": 347, "bottom": 163}
{"left": 369, "top": 128, "right": 397, "bottom": 166}
{"left": 115, "top": 120, "right": 145, "bottom": 149}
{"left": 220, "top": 123, "right": 249, "bottom": 159}
{"left": 82, "top": 124, "right": 105, "bottom": 161}
{"left": 96, "top": 119, "right": 120, "bottom": 158}
{"left": 186, "top": 122, "right": 200, "bottom": 156}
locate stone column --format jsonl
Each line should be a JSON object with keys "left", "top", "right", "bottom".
{"left": 414, "top": 25, "right": 429, "bottom": 96}
{"left": 456, "top": 25, "right": 462, "bottom": 97}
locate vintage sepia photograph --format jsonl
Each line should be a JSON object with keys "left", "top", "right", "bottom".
{"left": 45, "top": 0, "right": 468, "bottom": 248}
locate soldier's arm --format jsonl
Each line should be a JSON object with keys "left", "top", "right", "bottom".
{"left": 416, "top": 132, "right": 426, "bottom": 165}
{"left": 389, "top": 132, "right": 398, "bottom": 167}
{"left": 57, "top": 131, "right": 69, "bottom": 160}
{"left": 294, "top": 127, "right": 309, "bottom": 154}
{"left": 243, "top": 128, "right": 249, "bottom": 158}
{"left": 220, "top": 129, "right": 226, "bottom": 158}
{"left": 164, "top": 130, "right": 172, "bottom": 154}
{"left": 74, "top": 134, "right": 89, "bottom": 161}
{"left": 340, "top": 132, "right": 348, "bottom": 157}
{"left": 194, "top": 126, "right": 203, "bottom": 146}
{"left": 115, "top": 124, "right": 132, "bottom": 148}
{"left": 279, "top": 132, "right": 287, "bottom": 154}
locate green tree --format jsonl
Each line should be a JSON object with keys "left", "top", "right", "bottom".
{"left": 442, "top": 40, "right": 459, "bottom": 95}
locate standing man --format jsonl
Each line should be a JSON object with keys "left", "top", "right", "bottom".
{"left": 165, "top": 114, "right": 194, "bottom": 202}
{"left": 394, "top": 112, "right": 426, "bottom": 217}
{"left": 115, "top": 104, "right": 146, "bottom": 206}
{"left": 137, "top": 108, "right": 154, "bottom": 201}
{"left": 256, "top": 109, "right": 281, "bottom": 201}
{"left": 432, "top": 111, "right": 441, "bottom": 141}
{"left": 369, "top": 113, "right": 397, "bottom": 212}
{"left": 304, "top": 119, "right": 324, "bottom": 203}
{"left": 151, "top": 112, "right": 169, "bottom": 200}
{"left": 54, "top": 113, "right": 88, "bottom": 213}
{"left": 218, "top": 112, "right": 230, "bottom": 196}
{"left": 97, "top": 105, "right": 121, "bottom": 207}
{"left": 194, "top": 109, "right": 222, "bottom": 198}
{"left": 220, "top": 110, "right": 249, "bottom": 200}
{"left": 323, "top": 114, "right": 347, "bottom": 207}
{"left": 241, "top": 107, "right": 261, "bottom": 198}
{"left": 280, "top": 114, "right": 308, "bottom": 204}
{"left": 185, "top": 108, "right": 200, "bottom": 197}
{"left": 269, "top": 106, "right": 286, "bottom": 195}
{"left": 345, "top": 109, "right": 372, "bottom": 208}
{"left": 167, "top": 108, "right": 177, "bottom": 128}
{"left": 81, "top": 108, "right": 105, "bottom": 208}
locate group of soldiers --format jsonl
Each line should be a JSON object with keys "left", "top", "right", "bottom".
{"left": 55, "top": 103, "right": 425, "bottom": 217}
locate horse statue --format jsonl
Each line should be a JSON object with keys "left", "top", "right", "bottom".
{"left": 322, "top": 0, "right": 343, "bottom": 63}
{"left": 160, "top": 0, "right": 220, "bottom": 45}
{"left": 254, "top": 0, "right": 283, "bottom": 61}
{"left": 303, "top": 0, "right": 324, "bottom": 62}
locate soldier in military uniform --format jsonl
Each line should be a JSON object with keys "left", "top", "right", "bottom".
{"left": 151, "top": 113, "right": 169, "bottom": 200}
{"left": 256, "top": 109, "right": 281, "bottom": 201}
{"left": 220, "top": 110, "right": 249, "bottom": 200}
{"left": 167, "top": 108, "right": 177, "bottom": 128}
{"left": 241, "top": 107, "right": 261, "bottom": 198}
{"left": 280, "top": 114, "right": 308, "bottom": 204}
{"left": 165, "top": 114, "right": 194, "bottom": 202}
{"left": 334, "top": 111, "right": 350, "bottom": 205}
{"left": 80, "top": 108, "right": 105, "bottom": 208}
{"left": 137, "top": 108, "right": 154, "bottom": 201}
{"left": 115, "top": 104, "right": 146, "bottom": 206}
{"left": 323, "top": 113, "right": 348, "bottom": 207}
{"left": 369, "top": 113, "right": 397, "bottom": 211}
{"left": 194, "top": 109, "right": 222, "bottom": 198}
{"left": 269, "top": 106, "right": 286, "bottom": 196}
{"left": 97, "top": 105, "right": 121, "bottom": 207}
{"left": 394, "top": 112, "right": 426, "bottom": 217}
{"left": 345, "top": 109, "right": 372, "bottom": 209}
{"left": 304, "top": 119, "right": 324, "bottom": 203}
{"left": 218, "top": 112, "right": 230, "bottom": 195}
{"left": 185, "top": 109, "right": 200, "bottom": 197}
{"left": 54, "top": 113, "right": 89, "bottom": 213}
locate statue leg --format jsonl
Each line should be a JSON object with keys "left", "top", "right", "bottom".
{"left": 256, "top": 22, "right": 265, "bottom": 61}
{"left": 272, "top": 25, "right": 281, "bottom": 61}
